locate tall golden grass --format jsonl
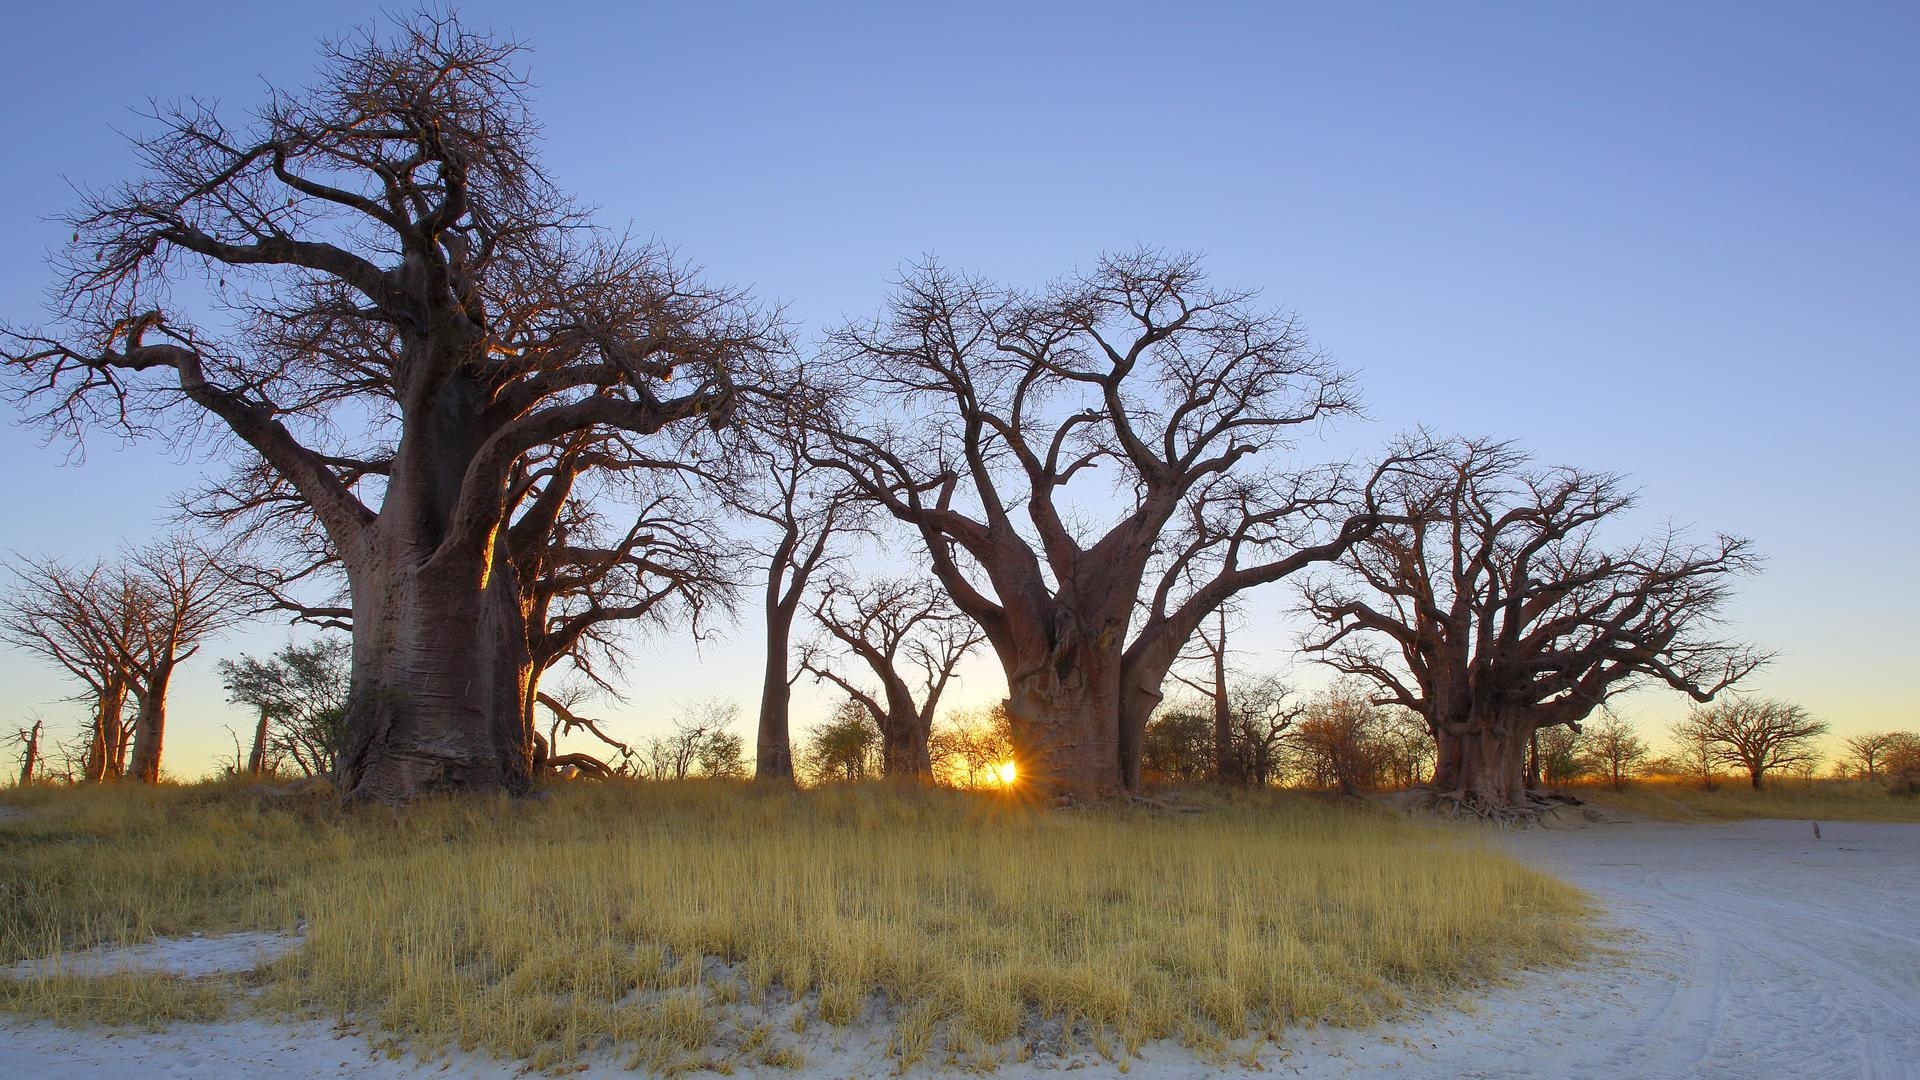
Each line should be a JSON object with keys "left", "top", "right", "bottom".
{"left": 1579, "top": 777, "right": 1920, "bottom": 822}
{"left": 0, "top": 781, "right": 1587, "bottom": 1072}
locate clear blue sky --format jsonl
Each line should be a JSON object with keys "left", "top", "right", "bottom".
{"left": 2, "top": 2, "right": 1914, "bottom": 775}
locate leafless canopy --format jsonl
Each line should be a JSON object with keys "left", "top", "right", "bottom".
{"left": 799, "top": 574, "right": 983, "bottom": 777}
{"left": 1, "top": 13, "right": 778, "bottom": 799}
{"left": 1302, "top": 438, "right": 1766, "bottom": 811}
{"left": 808, "top": 249, "right": 1399, "bottom": 792}
{"left": 1674, "top": 697, "right": 1829, "bottom": 790}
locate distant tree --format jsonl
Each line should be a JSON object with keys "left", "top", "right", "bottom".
{"left": 1667, "top": 717, "right": 1721, "bottom": 791}
{"left": 1289, "top": 682, "right": 1388, "bottom": 796}
{"left": 1, "top": 556, "right": 139, "bottom": 780}
{"left": 1677, "top": 698, "right": 1829, "bottom": 791}
{"left": 733, "top": 416, "right": 862, "bottom": 784}
{"left": 1141, "top": 706, "right": 1214, "bottom": 784}
{"left": 1587, "top": 713, "right": 1651, "bottom": 791}
{"left": 3, "top": 537, "right": 245, "bottom": 783}
{"left": 1226, "top": 674, "right": 1304, "bottom": 787}
{"left": 1304, "top": 438, "right": 1764, "bottom": 816}
{"left": 218, "top": 638, "right": 352, "bottom": 778}
{"left": 2, "top": 15, "right": 775, "bottom": 801}
{"left": 640, "top": 700, "right": 745, "bottom": 782}
{"left": 1532, "top": 725, "right": 1593, "bottom": 787}
{"left": 800, "top": 697, "right": 882, "bottom": 784}
{"left": 1841, "top": 731, "right": 1904, "bottom": 782}
{"left": 799, "top": 575, "right": 981, "bottom": 779}
{"left": 1883, "top": 734, "right": 1920, "bottom": 795}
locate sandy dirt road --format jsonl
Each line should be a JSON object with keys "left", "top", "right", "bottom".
{"left": 3, "top": 817, "right": 1915, "bottom": 1079}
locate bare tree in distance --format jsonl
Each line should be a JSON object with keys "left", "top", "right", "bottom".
{"left": 809, "top": 251, "right": 1427, "bottom": 794}
{"left": 1, "top": 556, "right": 138, "bottom": 781}
{"left": 1675, "top": 698, "right": 1829, "bottom": 791}
{"left": 1303, "top": 438, "right": 1766, "bottom": 818}
{"left": 929, "top": 701, "right": 1015, "bottom": 788}
{"left": 1841, "top": 731, "right": 1904, "bottom": 782}
{"left": 799, "top": 575, "right": 982, "bottom": 779}
{"left": 3, "top": 538, "right": 244, "bottom": 783}
{"left": 1587, "top": 712, "right": 1651, "bottom": 791}
{"left": 639, "top": 699, "right": 746, "bottom": 782}
{"left": 729, "top": 418, "right": 863, "bottom": 783}
{"left": 121, "top": 537, "right": 250, "bottom": 781}
{"left": 2, "top": 14, "right": 777, "bottom": 801}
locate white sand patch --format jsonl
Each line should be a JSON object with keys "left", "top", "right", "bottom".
{"left": 8, "top": 930, "right": 302, "bottom": 980}
{"left": 2, "top": 819, "right": 1914, "bottom": 1079}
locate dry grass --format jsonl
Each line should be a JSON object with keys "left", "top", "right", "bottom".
{"left": 0, "top": 780, "right": 1589, "bottom": 1071}
{"left": 1578, "top": 778, "right": 1920, "bottom": 823}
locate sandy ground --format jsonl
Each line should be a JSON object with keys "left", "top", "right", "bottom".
{"left": 2, "top": 816, "right": 1915, "bottom": 1079}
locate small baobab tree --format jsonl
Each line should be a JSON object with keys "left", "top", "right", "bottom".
{"left": 2, "top": 15, "right": 776, "bottom": 800}
{"left": 799, "top": 575, "right": 981, "bottom": 779}
{"left": 1676, "top": 698, "right": 1829, "bottom": 791}
{"left": 1303, "top": 438, "right": 1766, "bottom": 817}
{"left": 729, "top": 418, "right": 863, "bottom": 783}
{"left": 810, "top": 251, "right": 1418, "bottom": 794}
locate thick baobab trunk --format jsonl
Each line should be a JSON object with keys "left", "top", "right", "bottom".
{"left": 1005, "top": 635, "right": 1124, "bottom": 795}
{"left": 876, "top": 711, "right": 932, "bottom": 780}
{"left": 334, "top": 552, "right": 534, "bottom": 801}
{"left": 1431, "top": 710, "right": 1533, "bottom": 811}
{"left": 1208, "top": 643, "right": 1242, "bottom": 786}
{"left": 128, "top": 657, "right": 177, "bottom": 783}
{"left": 756, "top": 612, "right": 797, "bottom": 782}
{"left": 85, "top": 679, "right": 128, "bottom": 783}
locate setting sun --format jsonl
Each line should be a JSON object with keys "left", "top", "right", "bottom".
{"left": 993, "top": 761, "right": 1017, "bottom": 786}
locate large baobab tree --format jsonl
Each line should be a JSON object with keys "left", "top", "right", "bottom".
{"left": 1303, "top": 439, "right": 1766, "bottom": 816}
{"left": 2, "top": 16, "right": 774, "bottom": 800}
{"left": 1675, "top": 698, "right": 1828, "bottom": 791}
{"left": 811, "top": 251, "right": 1407, "bottom": 794}
{"left": 799, "top": 575, "right": 982, "bottom": 778}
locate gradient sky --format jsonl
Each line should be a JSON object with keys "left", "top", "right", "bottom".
{"left": 2, "top": 2, "right": 1914, "bottom": 776}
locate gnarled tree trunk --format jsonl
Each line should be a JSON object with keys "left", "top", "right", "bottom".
{"left": 335, "top": 543, "right": 534, "bottom": 802}
{"left": 756, "top": 611, "right": 797, "bottom": 782}
{"left": 1005, "top": 630, "right": 1125, "bottom": 794}
{"left": 1432, "top": 709, "right": 1535, "bottom": 812}
{"left": 127, "top": 657, "right": 177, "bottom": 783}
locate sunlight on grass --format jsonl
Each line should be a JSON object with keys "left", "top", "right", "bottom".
{"left": 0, "top": 781, "right": 1588, "bottom": 1070}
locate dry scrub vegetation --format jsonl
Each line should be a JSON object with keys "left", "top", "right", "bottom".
{"left": 1580, "top": 779, "right": 1920, "bottom": 823}
{"left": 0, "top": 782, "right": 1587, "bottom": 1072}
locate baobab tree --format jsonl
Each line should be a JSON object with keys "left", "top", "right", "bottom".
{"left": 810, "top": 251, "right": 1411, "bottom": 794}
{"left": 730, "top": 421, "right": 862, "bottom": 782}
{"left": 798, "top": 575, "right": 981, "bottom": 778}
{"left": 2, "top": 16, "right": 775, "bottom": 800}
{"left": 1303, "top": 439, "right": 1765, "bottom": 816}
{"left": 1675, "top": 698, "right": 1828, "bottom": 791}
{"left": 1, "top": 556, "right": 138, "bottom": 781}
{"left": 3, "top": 538, "right": 243, "bottom": 782}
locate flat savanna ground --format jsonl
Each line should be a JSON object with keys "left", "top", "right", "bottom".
{"left": 0, "top": 785, "right": 1915, "bottom": 1079}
